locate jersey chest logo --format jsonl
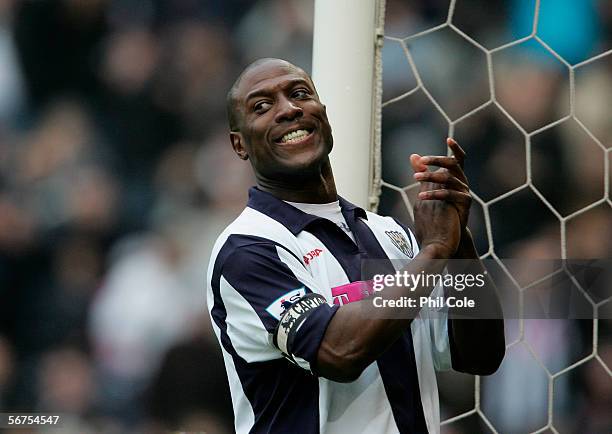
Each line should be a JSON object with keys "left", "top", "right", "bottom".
{"left": 303, "top": 248, "right": 323, "bottom": 265}
{"left": 331, "top": 281, "right": 374, "bottom": 305}
{"left": 385, "top": 230, "right": 413, "bottom": 258}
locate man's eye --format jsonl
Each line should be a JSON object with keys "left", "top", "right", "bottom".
{"left": 292, "top": 89, "right": 310, "bottom": 99}
{"left": 254, "top": 101, "right": 271, "bottom": 112}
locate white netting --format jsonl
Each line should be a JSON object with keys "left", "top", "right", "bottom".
{"left": 373, "top": 0, "right": 611, "bottom": 432}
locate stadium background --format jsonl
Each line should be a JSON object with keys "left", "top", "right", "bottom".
{"left": 0, "top": 1, "right": 609, "bottom": 433}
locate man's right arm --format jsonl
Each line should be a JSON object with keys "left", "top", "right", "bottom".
{"left": 316, "top": 244, "right": 452, "bottom": 382}
{"left": 316, "top": 194, "right": 461, "bottom": 382}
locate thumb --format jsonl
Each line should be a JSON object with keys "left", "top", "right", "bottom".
{"left": 410, "top": 154, "right": 427, "bottom": 173}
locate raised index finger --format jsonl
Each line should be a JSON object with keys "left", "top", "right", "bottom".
{"left": 447, "top": 138, "right": 465, "bottom": 169}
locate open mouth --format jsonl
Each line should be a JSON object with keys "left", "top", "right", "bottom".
{"left": 276, "top": 128, "right": 314, "bottom": 145}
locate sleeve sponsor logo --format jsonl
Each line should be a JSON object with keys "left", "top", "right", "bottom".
{"left": 265, "top": 287, "right": 307, "bottom": 320}
{"left": 385, "top": 230, "right": 414, "bottom": 258}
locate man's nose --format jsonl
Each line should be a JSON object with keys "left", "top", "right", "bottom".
{"left": 275, "top": 96, "right": 303, "bottom": 123}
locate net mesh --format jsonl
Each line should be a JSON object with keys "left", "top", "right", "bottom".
{"left": 372, "top": 0, "right": 611, "bottom": 432}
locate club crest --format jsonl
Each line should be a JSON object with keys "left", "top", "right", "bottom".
{"left": 385, "top": 230, "right": 413, "bottom": 258}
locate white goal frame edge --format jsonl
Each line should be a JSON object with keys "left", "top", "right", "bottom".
{"left": 312, "top": 0, "right": 385, "bottom": 211}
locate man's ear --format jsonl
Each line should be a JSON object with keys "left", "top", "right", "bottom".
{"left": 230, "top": 132, "right": 249, "bottom": 160}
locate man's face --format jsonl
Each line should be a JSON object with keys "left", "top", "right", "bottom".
{"left": 230, "top": 60, "right": 333, "bottom": 180}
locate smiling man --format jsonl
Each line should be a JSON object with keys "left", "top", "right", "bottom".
{"left": 207, "top": 58, "right": 505, "bottom": 434}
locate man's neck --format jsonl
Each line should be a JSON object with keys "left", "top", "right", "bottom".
{"left": 257, "top": 160, "right": 337, "bottom": 204}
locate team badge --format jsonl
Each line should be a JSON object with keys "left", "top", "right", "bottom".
{"left": 385, "top": 230, "right": 413, "bottom": 258}
{"left": 265, "top": 287, "right": 306, "bottom": 320}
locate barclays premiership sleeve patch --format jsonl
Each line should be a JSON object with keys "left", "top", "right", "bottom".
{"left": 265, "top": 287, "right": 307, "bottom": 320}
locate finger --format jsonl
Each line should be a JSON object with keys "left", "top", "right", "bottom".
{"left": 419, "top": 156, "right": 467, "bottom": 183}
{"left": 420, "top": 156, "right": 456, "bottom": 168}
{"left": 410, "top": 153, "right": 427, "bottom": 172}
{"left": 418, "top": 189, "right": 472, "bottom": 204}
{"left": 419, "top": 181, "right": 443, "bottom": 194}
{"left": 413, "top": 170, "right": 468, "bottom": 192}
{"left": 447, "top": 138, "right": 465, "bottom": 168}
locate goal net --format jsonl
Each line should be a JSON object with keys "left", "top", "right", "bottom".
{"left": 320, "top": 0, "right": 611, "bottom": 432}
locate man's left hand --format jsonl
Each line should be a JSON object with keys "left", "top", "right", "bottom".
{"left": 411, "top": 138, "right": 472, "bottom": 230}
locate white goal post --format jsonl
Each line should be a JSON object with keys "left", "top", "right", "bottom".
{"left": 312, "top": 0, "right": 384, "bottom": 210}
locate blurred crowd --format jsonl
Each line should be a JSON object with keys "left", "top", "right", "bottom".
{"left": 0, "top": 0, "right": 313, "bottom": 432}
{"left": 0, "top": 0, "right": 609, "bottom": 433}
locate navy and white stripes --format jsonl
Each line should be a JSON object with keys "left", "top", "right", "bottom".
{"left": 206, "top": 187, "right": 452, "bottom": 434}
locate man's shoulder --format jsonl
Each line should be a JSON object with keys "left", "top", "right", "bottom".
{"left": 208, "top": 205, "right": 299, "bottom": 268}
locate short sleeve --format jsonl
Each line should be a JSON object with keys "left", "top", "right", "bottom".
{"left": 218, "top": 241, "right": 338, "bottom": 372}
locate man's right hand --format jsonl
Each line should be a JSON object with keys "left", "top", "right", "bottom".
{"left": 410, "top": 154, "right": 461, "bottom": 258}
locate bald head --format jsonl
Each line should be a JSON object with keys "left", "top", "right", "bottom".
{"left": 226, "top": 58, "right": 314, "bottom": 132}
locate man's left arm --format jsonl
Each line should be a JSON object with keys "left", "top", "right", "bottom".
{"left": 446, "top": 228, "right": 505, "bottom": 375}
{"left": 413, "top": 138, "right": 505, "bottom": 375}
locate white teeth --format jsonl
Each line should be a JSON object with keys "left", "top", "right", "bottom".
{"left": 280, "top": 129, "right": 310, "bottom": 144}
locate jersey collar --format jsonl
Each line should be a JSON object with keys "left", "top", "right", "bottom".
{"left": 247, "top": 186, "right": 367, "bottom": 235}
